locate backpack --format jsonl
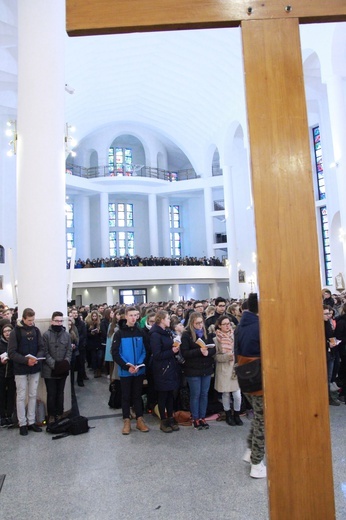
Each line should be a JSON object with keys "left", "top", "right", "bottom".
{"left": 46, "top": 415, "right": 91, "bottom": 440}
{"left": 108, "top": 380, "right": 122, "bottom": 409}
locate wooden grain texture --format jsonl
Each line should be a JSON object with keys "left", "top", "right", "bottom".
{"left": 242, "top": 18, "right": 335, "bottom": 520}
{"left": 66, "top": 0, "right": 346, "bottom": 35}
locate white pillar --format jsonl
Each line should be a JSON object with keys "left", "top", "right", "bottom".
{"left": 17, "top": 0, "right": 70, "bottom": 412}
{"left": 106, "top": 286, "right": 114, "bottom": 306}
{"left": 17, "top": 0, "right": 66, "bottom": 319}
{"left": 76, "top": 195, "right": 91, "bottom": 260}
{"left": 100, "top": 192, "right": 109, "bottom": 257}
{"left": 148, "top": 193, "right": 159, "bottom": 256}
{"left": 161, "top": 197, "right": 171, "bottom": 257}
{"left": 325, "top": 74, "right": 346, "bottom": 275}
{"left": 209, "top": 282, "right": 219, "bottom": 299}
{"left": 172, "top": 284, "right": 180, "bottom": 302}
{"left": 203, "top": 187, "right": 214, "bottom": 258}
{"left": 223, "top": 165, "right": 239, "bottom": 298}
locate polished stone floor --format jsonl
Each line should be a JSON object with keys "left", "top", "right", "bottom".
{"left": 1, "top": 374, "right": 345, "bottom": 520}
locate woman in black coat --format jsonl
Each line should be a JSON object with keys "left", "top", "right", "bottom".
{"left": 150, "top": 310, "right": 180, "bottom": 433}
{"left": 180, "top": 312, "right": 216, "bottom": 430}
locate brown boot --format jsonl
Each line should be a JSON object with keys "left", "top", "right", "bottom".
{"left": 160, "top": 419, "right": 173, "bottom": 433}
{"left": 122, "top": 418, "right": 131, "bottom": 435}
{"left": 136, "top": 417, "right": 149, "bottom": 432}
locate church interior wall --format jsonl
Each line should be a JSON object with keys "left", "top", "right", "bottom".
{"left": 72, "top": 281, "right": 230, "bottom": 306}
{"left": 0, "top": 12, "right": 345, "bottom": 306}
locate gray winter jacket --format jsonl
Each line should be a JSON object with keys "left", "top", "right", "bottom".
{"left": 42, "top": 327, "right": 72, "bottom": 379}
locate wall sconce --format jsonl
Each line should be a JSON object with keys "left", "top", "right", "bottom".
{"left": 5, "top": 120, "right": 17, "bottom": 156}
{"left": 65, "top": 123, "right": 77, "bottom": 157}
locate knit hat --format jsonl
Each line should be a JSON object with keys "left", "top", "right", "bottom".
{"left": 248, "top": 293, "right": 259, "bottom": 314}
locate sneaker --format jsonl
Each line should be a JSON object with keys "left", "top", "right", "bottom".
{"left": 193, "top": 420, "right": 203, "bottom": 430}
{"left": 199, "top": 419, "right": 209, "bottom": 430}
{"left": 28, "top": 423, "right": 42, "bottom": 432}
{"left": 250, "top": 460, "right": 267, "bottom": 479}
{"left": 1, "top": 417, "right": 8, "bottom": 428}
{"left": 19, "top": 425, "right": 28, "bottom": 436}
{"left": 329, "top": 398, "right": 341, "bottom": 406}
{"left": 242, "top": 448, "right": 252, "bottom": 463}
{"left": 6, "top": 417, "right": 14, "bottom": 428}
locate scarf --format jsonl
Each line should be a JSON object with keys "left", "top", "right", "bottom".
{"left": 215, "top": 329, "right": 233, "bottom": 352}
{"left": 194, "top": 328, "right": 204, "bottom": 339}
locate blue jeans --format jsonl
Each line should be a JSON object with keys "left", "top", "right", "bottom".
{"left": 186, "top": 375, "right": 211, "bottom": 420}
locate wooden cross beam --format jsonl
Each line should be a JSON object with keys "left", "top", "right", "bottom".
{"left": 66, "top": 1, "right": 346, "bottom": 519}
{"left": 67, "top": 0, "right": 346, "bottom": 35}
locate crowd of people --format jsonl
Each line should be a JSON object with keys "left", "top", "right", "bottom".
{"left": 67, "top": 255, "right": 225, "bottom": 269}
{"left": 1, "top": 289, "right": 345, "bottom": 480}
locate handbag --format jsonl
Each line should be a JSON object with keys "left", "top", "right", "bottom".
{"left": 235, "top": 359, "right": 262, "bottom": 393}
{"left": 51, "top": 359, "right": 70, "bottom": 377}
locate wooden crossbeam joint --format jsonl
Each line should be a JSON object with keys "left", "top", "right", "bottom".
{"left": 66, "top": 0, "right": 346, "bottom": 36}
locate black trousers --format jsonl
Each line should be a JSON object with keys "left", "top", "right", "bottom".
{"left": 0, "top": 375, "right": 16, "bottom": 418}
{"left": 120, "top": 375, "right": 144, "bottom": 419}
{"left": 157, "top": 390, "right": 174, "bottom": 420}
{"left": 44, "top": 377, "right": 67, "bottom": 418}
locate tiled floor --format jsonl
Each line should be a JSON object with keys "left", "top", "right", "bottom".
{"left": 1, "top": 375, "right": 345, "bottom": 520}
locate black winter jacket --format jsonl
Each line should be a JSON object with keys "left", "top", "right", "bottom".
{"left": 180, "top": 330, "right": 215, "bottom": 377}
{"left": 8, "top": 322, "right": 44, "bottom": 375}
{"left": 149, "top": 324, "right": 180, "bottom": 391}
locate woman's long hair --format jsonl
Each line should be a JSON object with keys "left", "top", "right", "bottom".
{"left": 185, "top": 312, "right": 206, "bottom": 343}
{"left": 107, "top": 313, "right": 118, "bottom": 337}
{"left": 85, "top": 311, "right": 101, "bottom": 329}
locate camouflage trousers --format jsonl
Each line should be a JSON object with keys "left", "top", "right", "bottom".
{"left": 245, "top": 394, "right": 265, "bottom": 465}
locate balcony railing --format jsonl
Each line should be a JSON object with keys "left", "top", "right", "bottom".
{"left": 214, "top": 199, "right": 225, "bottom": 211}
{"left": 215, "top": 233, "right": 227, "bottom": 243}
{"left": 66, "top": 163, "right": 199, "bottom": 182}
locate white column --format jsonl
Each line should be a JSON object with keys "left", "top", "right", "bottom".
{"left": 223, "top": 165, "right": 239, "bottom": 298}
{"left": 17, "top": 1, "right": 70, "bottom": 412}
{"left": 161, "top": 197, "right": 171, "bottom": 257}
{"left": 76, "top": 195, "right": 91, "bottom": 260}
{"left": 325, "top": 74, "right": 346, "bottom": 275}
{"left": 203, "top": 187, "right": 214, "bottom": 258}
{"left": 172, "top": 284, "right": 180, "bottom": 302}
{"left": 209, "top": 282, "right": 219, "bottom": 299}
{"left": 106, "top": 286, "right": 114, "bottom": 306}
{"left": 17, "top": 0, "right": 66, "bottom": 319}
{"left": 100, "top": 192, "right": 109, "bottom": 257}
{"left": 148, "top": 193, "right": 159, "bottom": 256}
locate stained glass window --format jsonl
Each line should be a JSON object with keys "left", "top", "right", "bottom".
{"left": 320, "top": 206, "right": 332, "bottom": 286}
{"left": 313, "top": 126, "right": 326, "bottom": 200}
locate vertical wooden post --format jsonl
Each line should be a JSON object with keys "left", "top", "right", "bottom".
{"left": 242, "top": 18, "right": 335, "bottom": 519}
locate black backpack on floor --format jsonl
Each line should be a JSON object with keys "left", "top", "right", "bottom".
{"left": 46, "top": 415, "right": 90, "bottom": 440}
{"left": 108, "top": 380, "right": 122, "bottom": 409}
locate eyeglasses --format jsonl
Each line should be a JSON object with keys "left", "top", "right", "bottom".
{"left": 194, "top": 320, "right": 204, "bottom": 325}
